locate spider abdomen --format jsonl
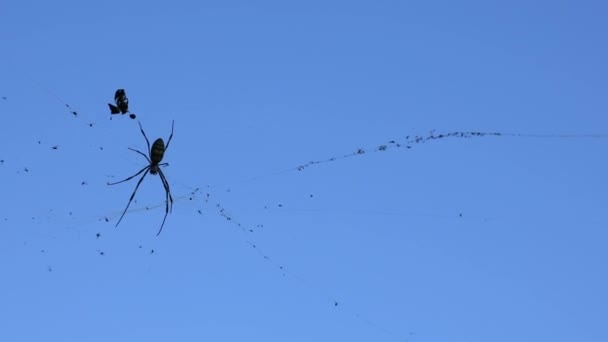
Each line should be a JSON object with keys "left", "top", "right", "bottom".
{"left": 151, "top": 138, "right": 166, "bottom": 164}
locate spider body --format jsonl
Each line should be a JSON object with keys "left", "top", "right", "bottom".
{"left": 108, "top": 120, "right": 175, "bottom": 235}
{"left": 150, "top": 138, "right": 166, "bottom": 170}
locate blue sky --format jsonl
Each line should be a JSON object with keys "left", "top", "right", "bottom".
{"left": 1, "top": 1, "right": 607, "bottom": 341}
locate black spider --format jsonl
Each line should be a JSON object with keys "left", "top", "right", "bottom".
{"left": 108, "top": 121, "right": 175, "bottom": 235}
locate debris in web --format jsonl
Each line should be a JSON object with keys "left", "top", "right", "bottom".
{"left": 108, "top": 89, "right": 136, "bottom": 119}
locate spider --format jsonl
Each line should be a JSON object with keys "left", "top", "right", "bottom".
{"left": 108, "top": 120, "right": 175, "bottom": 235}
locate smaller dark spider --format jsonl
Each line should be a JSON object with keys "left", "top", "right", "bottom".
{"left": 108, "top": 120, "right": 174, "bottom": 235}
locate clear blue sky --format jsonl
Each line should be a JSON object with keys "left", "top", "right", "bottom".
{"left": 1, "top": 1, "right": 607, "bottom": 341}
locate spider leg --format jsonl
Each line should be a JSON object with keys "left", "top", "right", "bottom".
{"left": 115, "top": 168, "right": 150, "bottom": 227}
{"left": 157, "top": 209, "right": 169, "bottom": 236}
{"left": 164, "top": 120, "right": 175, "bottom": 152}
{"left": 128, "top": 147, "right": 152, "bottom": 164}
{"left": 158, "top": 168, "right": 173, "bottom": 213}
{"left": 107, "top": 165, "right": 150, "bottom": 185}
{"left": 156, "top": 168, "right": 173, "bottom": 236}
{"left": 138, "top": 121, "right": 151, "bottom": 154}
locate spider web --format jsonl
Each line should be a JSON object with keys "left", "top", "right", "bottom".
{"left": 2, "top": 65, "right": 608, "bottom": 341}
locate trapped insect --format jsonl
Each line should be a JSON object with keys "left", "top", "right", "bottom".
{"left": 108, "top": 89, "right": 136, "bottom": 119}
{"left": 108, "top": 120, "right": 175, "bottom": 235}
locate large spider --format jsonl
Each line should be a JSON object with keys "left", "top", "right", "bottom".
{"left": 108, "top": 120, "right": 175, "bottom": 235}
